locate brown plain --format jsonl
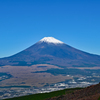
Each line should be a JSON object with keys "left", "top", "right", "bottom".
{"left": 0, "top": 64, "right": 72, "bottom": 87}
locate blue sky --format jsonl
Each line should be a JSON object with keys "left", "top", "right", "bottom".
{"left": 0, "top": 0, "right": 100, "bottom": 58}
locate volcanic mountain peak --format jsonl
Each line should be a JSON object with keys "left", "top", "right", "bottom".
{"left": 39, "top": 37, "right": 64, "bottom": 44}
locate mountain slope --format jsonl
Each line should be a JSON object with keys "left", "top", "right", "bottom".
{"left": 0, "top": 37, "right": 100, "bottom": 67}
{"left": 46, "top": 83, "right": 100, "bottom": 100}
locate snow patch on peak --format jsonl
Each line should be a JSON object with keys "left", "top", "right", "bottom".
{"left": 40, "top": 37, "right": 64, "bottom": 44}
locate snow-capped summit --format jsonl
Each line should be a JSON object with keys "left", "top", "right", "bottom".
{"left": 1, "top": 36, "right": 100, "bottom": 68}
{"left": 39, "top": 37, "right": 64, "bottom": 44}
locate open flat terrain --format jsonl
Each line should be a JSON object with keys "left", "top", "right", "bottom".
{"left": 0, "top": 64, "right": 72, "bottom": 87}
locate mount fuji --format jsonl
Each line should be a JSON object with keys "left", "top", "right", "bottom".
{"left": 0, "top": 37, "right": 100, "bottom": 67}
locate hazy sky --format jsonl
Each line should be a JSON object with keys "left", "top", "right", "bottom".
{"left": 0, "top": 0, "right": 100, "bottom": 58}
